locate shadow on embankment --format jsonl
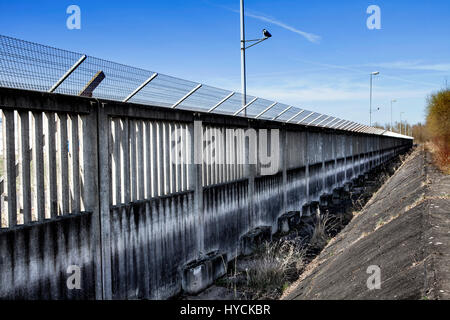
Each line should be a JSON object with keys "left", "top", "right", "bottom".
{"left": 283, "top": 146, "right": 450, "bottom": 300}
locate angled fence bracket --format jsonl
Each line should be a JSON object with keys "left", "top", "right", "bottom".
{"left": 233, "top": 97, "right": 258, "bottom": 116}
{"left": 286, "top": 109, "right": 305, "bottom": 123}
{"left": 297, "top": 112, "right": 315, "bottom": 125}
{"left": 254, "top": 102, "right": 277, "bottom": 119}
{"left": 331, "top": 119, "right": 345, "bottom": 128}
{"left": 123, "top": 73, "right": 158, "bottom": 102}
{"left": 307, "top": 114, "right": 323, "bottom": 126}
{"left": 316, "top": 116, "right": 331, "bottom": 127}
{"left": 272, "top": 106, "right": 292, "bottom": 121}
{"left": 49, "top": 54, "right": 87, "bottom": 93}
{"left": 326, "top": 118, "right": 339, "bottom": 127}
{"left": 172, "top": 84, "right": 202, "bottom": 109}
{"left": 208, "top": 91, "right": 235, "bottom": 113}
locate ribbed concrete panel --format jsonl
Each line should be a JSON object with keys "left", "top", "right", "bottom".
{"left": 307, "top": 132, "right": 323, "bottom": 165}
{"left": 286, "top": 131, "right": 306, "bottom": 169}
{"left": 322, "top": 133, "right": 334, "bottom": 162}
{"left": 203, "top": 180, "right": 249, "bottom": 259}
{"left": 286, "top": 168, "right": 307, "bottom": 212}
{"left": 335, "top": 134, "right": 345, "bottom": 159}
{"left": 255, "top": 173, "right": 284, "bottom": 230}
{"left": 0, "top": 212, "right": 96, "bottom": 299}
{"left": 109, "top": 192, "right": 196, "bottom": 300}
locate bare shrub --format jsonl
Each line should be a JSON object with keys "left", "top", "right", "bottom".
{"left": 217, "top": 211, "right": 347, "bottom": 299}
{"left": 223, "top": 240, "right": 306, "bottom": 300}
{"left": 426, "top": 89, "right": 450, "bottom": 173}
{"left": 308, "top": 210, "right": 342, "bottom": 253}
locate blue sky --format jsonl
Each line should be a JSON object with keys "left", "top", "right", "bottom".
{"left": 1, "top": 0, "right": 449, "bottom": 125}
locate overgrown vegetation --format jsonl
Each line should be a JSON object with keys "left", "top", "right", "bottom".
{"left": 307, "top": 211, "right": 340, "bottom": 255}
{"left": 426, "top": 89, "right": 450, "bottom": 173}
{"left": 217, "top": 211, "right": 342, "bottom": 300}
{"left": 241, "top": 241, "right": 306, "bottom": 299}
{"left": 411, "top": 123, "right": 428, "bottom": 144}
{"left": 219, "top": 240, "right": 307, "bottom": 300}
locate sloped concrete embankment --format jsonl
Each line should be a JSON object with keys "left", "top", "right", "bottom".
{"left": 283, "top": 147, "right": 450, "bottom": 300}
{"left": 182, "top": 153, "right": 407, "bottom": 300}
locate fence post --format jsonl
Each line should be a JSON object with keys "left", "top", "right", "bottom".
{"left": 281, "top": 127, "right": 287, "bottom": 214}
{"left": 344, "top": 134, "right": 348, "bottom": 180}
{"left": 96, "top": 102, "right": 112, "bottom": 299}
{"left": 81, "top": 102, "right": 102, "bottom": 299}
{"left": 305, "top": 131, "right": 310, "bottom": 203}
{"left": 192, "top": 119, "right": 204, "bottom": 255}
{"left": 245, "top": 122, "right": 256, "bottom": 229}
{"left": 350, "top": 134, "right": 355, "bottom": 178}
{"left": 321, "top": 133, "right": 326, "bottom": 193}
{"left": 333, "top": 134, "right": 338, "bottom": 189}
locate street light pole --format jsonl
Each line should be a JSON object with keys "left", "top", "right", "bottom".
{"left": 400, "top": 112, "right": 405, "bottom": 135}
{"left": 240, "top": 0, "right": 247, "bottom": 116}
{"left": 240, "top": 0, "right": 271, "bottom": 117}
{"left": 390, "top": 99, "right": 396, "bottom": 131}
{"left": 370, "top": 71, "right": 379, "bottom": 126}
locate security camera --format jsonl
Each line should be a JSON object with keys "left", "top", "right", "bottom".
{"left": 262, "top": 29, "right": 272, "bottom": 38}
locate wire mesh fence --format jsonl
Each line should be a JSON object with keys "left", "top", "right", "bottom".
{"left": 0, "top": 34, "right": 409, "bottom": 138}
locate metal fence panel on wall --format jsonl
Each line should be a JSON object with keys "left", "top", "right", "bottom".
{"left": 0, "top": 34, "right": 412, "bottom": 139}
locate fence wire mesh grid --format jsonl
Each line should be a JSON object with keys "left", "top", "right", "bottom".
{"left": 0, "top": 34, "right": 409, "bottom": 138}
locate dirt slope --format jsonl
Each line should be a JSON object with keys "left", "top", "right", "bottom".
{"left": 283, "top": 147, "right": 450, "bottom": 300}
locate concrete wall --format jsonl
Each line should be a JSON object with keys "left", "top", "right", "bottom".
{"left": 0, "top": 87, "right": 413, "bottom": 299}
{"left": 0, "top": 212, "right": 97, "bottom": 299}
{"left": 109, "top": 192, "right": 197, "bottom": 300}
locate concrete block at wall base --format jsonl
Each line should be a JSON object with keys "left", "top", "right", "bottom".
{"left": 319, "top": 194, "right": 333, "bottom": 207}
{"left": 278, "top": 211, "right": 301, "bottom": 234}
{"left": 310, "top": 201, "right": 320, "bottom": 215}
{"left": 301, "top": 204, "right": 308, "bottom": 217}
{"left": 343, "top": 199, "right": 354, "bottom": 214}
{"left": 181, "top": 251, "right": 227, "bottom": 295}
{"left": 351, "top": 187, "right": 364, "bottom": 195}
{"left": 239, "top": 226, "right": 272, "bottom": 256}
{"left": 353, "top": 175, "right": 365, "bottom": 187}
{"left": 344, "top": 182, "right": 353, "bottom": 192}
{"left": 364, "top": 180, "right": 378, "bottom": 193}
{"left": 332, "top": 187, "right": 345, "bottom": 204}
{"left": 302, "top": 202, "right": 319, "bottom": 217}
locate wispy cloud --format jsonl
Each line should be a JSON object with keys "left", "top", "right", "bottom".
{"left": 287, "top": 58, "right": 440, "bottom": 87}
{"left": 250, "top": 85, "right": 429, "bottom": 103}
{"left": 205, "top": 72, "right": 431, "bottom": 124}
{"left": 210, "top": 0, "right": 322, "bottom": 44}
{"left": 364, "top": 61, "right": 450, "bottom": 72}
{"left": 242, "top": 11, "right": 321, "bottom": 44}
{"left": 209, "top": 73, "right": 429, "bottom": 104}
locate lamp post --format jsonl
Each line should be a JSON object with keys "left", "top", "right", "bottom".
{"left": 390, "top": 99, "right": 397, "bottom": 131}
{"left": 240, "top": 0, "right": 272, "bottom": 116}
{"left": 400, "top": 112, "right": 405, "bottom": 135}
{"left": 369, "top": 71, "right": 380, "bottom": 126}
{"left": 240, "top": 0, "right": 246, "bottom": 115}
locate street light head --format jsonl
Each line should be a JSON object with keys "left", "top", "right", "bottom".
{"left": 262, "top": 29, "right": 272, "bottom": 38}
{"left": 371, "top": 71, "right": 380, "bottom": 76}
